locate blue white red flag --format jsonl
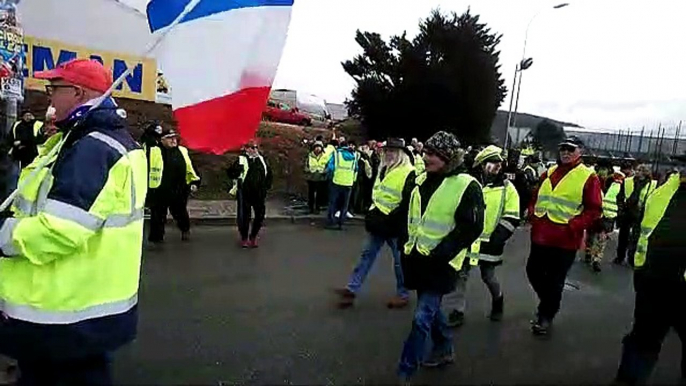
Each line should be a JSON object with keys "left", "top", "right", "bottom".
{"left": 147, "top": 0, "right": 294, "bottom": 154}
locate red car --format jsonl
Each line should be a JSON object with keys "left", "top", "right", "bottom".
{"left": 263, "top": 100, "right": 312, "bottom": 126}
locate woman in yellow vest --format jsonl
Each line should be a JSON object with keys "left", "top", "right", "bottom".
{"left": 333, "top": 139, "right": 416, "bottom": 309}
{"left": 443, "top": 145, "right": 520, "bottom": 327}
{"left": 398, "top": 131, "right": 484, "bottom": 382}
{"left": 615, "top": 170, "right": 686, "bottom": 384}
{"left": 147, "top": 127, "right": 201, "bottom": 244}
{"left": 304, "top": 141, "right": 328, "bottom": 214}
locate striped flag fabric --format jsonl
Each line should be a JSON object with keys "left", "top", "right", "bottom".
{"left": 146, "top": 0, "right": 294, "bottom": 154}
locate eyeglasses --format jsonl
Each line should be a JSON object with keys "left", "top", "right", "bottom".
{"left": 559, "top": 145, "right": 578, "bottom": 153}
{"left": 45, "top": 84, "right": 78, "bottom": 96}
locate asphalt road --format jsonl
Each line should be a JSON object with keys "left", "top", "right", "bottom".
{"left": 113, "top": 224, "right": 683, "bottom": 385}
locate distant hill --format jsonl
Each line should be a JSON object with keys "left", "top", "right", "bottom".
{"left": 490, "top": 110, "right": 581, "bottom": 145}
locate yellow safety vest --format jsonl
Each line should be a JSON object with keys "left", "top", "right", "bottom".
{"left": 370, "top": 164, "right": 414, "bottom": 215}
{"left": 404, "top": 173, "right": 482, "bottom": 271}
{"left": 332, "top": 151, "right": 356, "bottom": 187}
{"left": 8, "top": 120, "right": 44, "bottom": 157}
{"left": 307, "top": 152, "right": 327, "bottom": 174}
{"left": 624, "top": 177, "right": 657, "bottom": 207}
{"left": 2, "top": 130, "right": 147, "bottom": 323}
{"left": 534, "top": 164, "right": 594, "bottom": 224}
{"left": 414, "top": 154, "right": 425, "bottom": 175}
{"left": 634, "top": 173, "right": 680, "bottom": 272}
{"left": 148, "top": 145, "right": 200, "bottom": 189}
{"left": 479, "top": 180, "right": 520, "bottom": 262}
{"left": 603, "top": 182, "right": 621, "bottom": 219}
{"left": 229, "top": 154, "right": 267, "bottom": 196}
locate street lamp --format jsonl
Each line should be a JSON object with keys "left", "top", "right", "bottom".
{"left": 504, "top": 2, "right": 570, "bottom": 148}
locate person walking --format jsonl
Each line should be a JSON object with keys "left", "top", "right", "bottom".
{"left": 146, "top": 126, "right": 201, "bottom": 244}
{"left": 615, "top": 170, "right": 686, "bottom": 385}
{"left": 443, "top": 145, "right": 520, "bottom": 327}
{"left": 397, "top": 131, "right": 484, "bottom": 384}
{"left": 584, "top": 160, "right": 620, "bottom": 272}
{"left": 325, "top": 140, "right": 358, "bottom": 229}
{"left": 334, "top": 139, "right": 415, "bottom": 309}
{"left": 614, "top": 164, "right": 657, "bottom": 266}
{"left": 0, "top": 58, "right": 147, "bottom": 385}
{"left": 304, "top": 141, "right": 328, "bottom": 214}
{"left": 527, "top": 136, "right": 602, "bottom": 336}
{"left": 227, "top": 140, "right": 272, "bottom": 248}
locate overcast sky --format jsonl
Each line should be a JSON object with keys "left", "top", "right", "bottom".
{"left": 124, "top": 0, "right": 685, "bottom": 131}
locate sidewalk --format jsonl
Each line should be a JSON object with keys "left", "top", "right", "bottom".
{"left": 158, "top": 199, "right": 365, "bottom": 225}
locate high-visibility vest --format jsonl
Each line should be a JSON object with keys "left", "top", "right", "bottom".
{"left": 624, "top": 177, "right": 657, "bottom": 207}
{"left": 404, "top": 172, "right": 482, "bottom": 271}
{"left": 534, "top": 164, "right": 594, "bottom": 224}
{"left": 3, "top": 130, "right": 147, "bottom": 323}
{"left": 414, "top": 154, "right": 425, "bottom": 175}
{"left": 603, "top": 182, "right": 621, "bottom": 219}
{"left": 523, "top": 165, "right": 537, "bottom": 177}
{"left": 307, "top": 152, "right": 327, "bottom": 174}
{"left": 634, "top": 173, "right": 680, "bottom": 272}
{"left": 148, "top": 145, "right": 200, "bottom": 189}
{"left": 332, "top": 150, "right": 356, "bottom": 187}
{"left": 370, "top": 164, "right": 414, "bottom": 215}
{"left": 479, "top": 180, "right": 520, "bottom": 262}
{"left": 229, "top": 154, "right": 267, "bottom": 196}
{"left": 8, "top": 120, "right": 44, "bottom": 156}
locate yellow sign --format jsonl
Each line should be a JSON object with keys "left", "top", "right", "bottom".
{"left": 23, "top": 36, "right": 157, "bottom": 101}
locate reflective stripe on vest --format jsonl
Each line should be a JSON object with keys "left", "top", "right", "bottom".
{"left": 333, "top": 151, "right": 355, "bottom": 187}
{"left": 371, "top": 164, "right": 413, "bottom": 215}
{"left": 603, "top": 182, "right": 621, "bottom": 219}
{"left": 178, "top": 146, "right": 200, "bottom": 185}
{"left": 478, "top": 180, "right": 519, "bottom": 261}
{"left": 633, "top": 173, "right": 680, "bottom": 269}
{"left": 534, "top": 164, "right": 594, "bottom": 224}
{"left": 404, "top": 173, "right": 482, "bottom": 271}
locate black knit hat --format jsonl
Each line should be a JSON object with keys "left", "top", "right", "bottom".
{"left": 424, "top": 131, "right": 461, "bottom": 161}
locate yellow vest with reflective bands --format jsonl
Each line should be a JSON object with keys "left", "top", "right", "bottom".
{"left": 148, "top": 145, "right": 200, "bottom": 189}
{"left": 308, "top": 152, "right": 327, "bottom": 174}
{"left": 634, "top": 173, "right": 680, "bottom": 273}
{"left": 624, "top": 177, "right": 657, "bottom": 207}
{"left": 404, "top": 173, "right": 482, "bottom": 271}
{"left": 414, "top": 154, "right": 425, "bottom": 175}
{"left": 603, "top": 182, "right": 620, "bottom": 219}
{"left": 479, "top": 180, "right": 520, "bottom": 262}
{"left": 229, "top": 154, "right": 267, "bottom": 196}
{"left": 371, "top": 164, "right": 414, "bottom": 215}
{"left": 332, "top": 150, "right": 355, "bottom": 187}
{"left": 2, "top": 131, "right": 148, "bottom": 324}
{"left": 534, "top": 164, "right": 594, "bottom": 224}
{"left": 9, "top": 121, "right": 43, "bottom": 157}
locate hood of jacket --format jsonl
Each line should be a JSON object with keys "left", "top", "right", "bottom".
{"left": 336, "top": 148, "right": 357, "bottom": 161}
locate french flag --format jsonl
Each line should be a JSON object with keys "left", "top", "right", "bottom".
{"left": 146, "top": 0, "right": 294, "bottom": 154}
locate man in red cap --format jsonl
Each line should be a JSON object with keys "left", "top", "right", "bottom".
{"left": 0, "top": 59, "right": 147, "bottom": 384}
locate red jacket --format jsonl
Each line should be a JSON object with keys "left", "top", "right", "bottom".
{"left": 528, "top": 160, "right": 603, "bottom": 250}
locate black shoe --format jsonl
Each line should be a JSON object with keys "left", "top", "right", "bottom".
{"left": 490, "top": 295, "right": 504, "bottom": 321}
{"left": 422, "top": 353, "right": 455, "bottom": 368}
{"left": 592, "top": 261, "right": 602, "bottom": 273}
{"left": 447, "top": 310, "right": 465, "bottom": 328}
{"left": 531, "top": 317, "right": 552, "bottom": 336}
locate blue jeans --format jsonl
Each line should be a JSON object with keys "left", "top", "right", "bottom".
{"left": 346, "top": 234, "right": 408, "bottom": 299}
{"left": 398, "top": 291, "right": 453, "bottom": 378}
{"left": 327, "top": 183, "right": 351, "bottom": 226}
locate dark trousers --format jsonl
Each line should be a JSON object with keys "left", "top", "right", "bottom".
{"left": 18, "top": 353, "right": 112, "bottom": 386}
{"left": 617, "top": 273, "right": 686, "bottom": 385}
{"left": 148, "top": 192, "right": 190, "bottom": 242}
{"left": 306, "top": 180, "right": 327, "bottom": 213}
{"left": 526, "top": 243, "right": 577, "bottom": 321}
{"left": 237, "top": 190, "right": 266, "bottom": 241}
{"left": 327, "top": 183, "right": 352, "bottom": 227}
{"left": 617, "top": 221, "right": 632, "bottom": 263}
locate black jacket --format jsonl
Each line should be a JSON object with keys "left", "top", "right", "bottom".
{"left": 365, "top": 168, "right": 415, "bottom": 239}
{"left": 401, "top": 166, "right": 485, "bottom": 294}
{"left": 227, "top": 154, "right": 273, "bottom": 198}
{"left": 640, "top": 181, "right": 686, "bottom": 284}
{"left": 8, "top": 119, "right": 44, "bottom": 167}
{"left": 479, "top": 174, "right": 521, "bottom": 257}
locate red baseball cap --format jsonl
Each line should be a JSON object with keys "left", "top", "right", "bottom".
{"left": 34, "top": 59, "right": 113, "bottom": 93}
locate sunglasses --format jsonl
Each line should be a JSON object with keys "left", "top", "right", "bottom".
{"left": 559, "top": 145, "right": 578, "bottom": 152}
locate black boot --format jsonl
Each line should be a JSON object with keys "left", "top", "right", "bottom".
{"left": 490, "top": 294, "right": 504, "bottom": 321}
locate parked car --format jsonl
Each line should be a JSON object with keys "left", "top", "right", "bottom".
{"left": 263, "top": 100, "right": 312, "bottom": 126}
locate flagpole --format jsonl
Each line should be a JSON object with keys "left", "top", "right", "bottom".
{"left": 0, "top": 0, "right": 202, "bottom": 213}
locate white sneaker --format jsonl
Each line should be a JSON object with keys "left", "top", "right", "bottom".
{"left": 335, "top": 211, "right": 340, "bottom": 218}
{"left": 346, "top": 212, "right": 354, "bottom": 219}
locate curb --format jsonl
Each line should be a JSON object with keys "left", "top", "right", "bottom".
{"left": 151, "top": 216, "right": 365, "bottom": 226}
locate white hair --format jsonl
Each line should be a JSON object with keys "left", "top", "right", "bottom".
{"left": 381, "top": 148, "right": 411, "bottom": 171}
